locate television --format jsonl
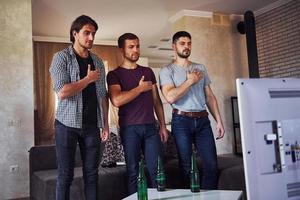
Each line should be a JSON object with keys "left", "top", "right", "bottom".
{"left": 236, "top": 78, "right": 300, "bottom": 200}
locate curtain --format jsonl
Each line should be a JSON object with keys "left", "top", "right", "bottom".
{"left": 91, "top": 45, "right": 122, "bottom": 70}
{"left": 34, "top": 42, "right": 69, "bottom": 145}
{"left": 34, "top": 41, "right": 122, "bottom": 145}
{"left": 92, "top": 45, "right": 122, "bottom": 130}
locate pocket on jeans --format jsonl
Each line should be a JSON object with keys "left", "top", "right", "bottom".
{"left": 202, "top": 116, "right": 212, "bottom": 128}
{"left": 172, "top": 114, "right": 186, "bottom": 124}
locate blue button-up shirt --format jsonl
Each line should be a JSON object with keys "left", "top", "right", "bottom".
{"left": 49, "top": 45, "right": 107, "bottom": 128}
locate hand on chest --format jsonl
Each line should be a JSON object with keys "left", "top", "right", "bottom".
{"left": 120, "top": 69, "right": 151, "bottom": 91}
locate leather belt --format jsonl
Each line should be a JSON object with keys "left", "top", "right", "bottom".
{"left": 173, "top": 109, "right": 208, "bottom": 118}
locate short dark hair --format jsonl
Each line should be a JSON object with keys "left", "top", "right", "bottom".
{"left": 118, "top": 33, "right": 139, "bottom": 48}
{"left": 172, "top": 31, "right": 191, "bottom": 44}
{"left": 69, "top": 15, "right": 98, "bottom": 43}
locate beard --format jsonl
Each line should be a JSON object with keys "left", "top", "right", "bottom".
{"left": 177, "top": 49, "right": 190, "bottom": 58}
{"left": 125, "top": 53, "right": 139, "bottom": 62}
{"left": 79, "top": 40, "right": 93, "bottom": 50}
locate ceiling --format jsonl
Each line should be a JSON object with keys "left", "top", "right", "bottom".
{"left": 32, "top": 0, "right": 279, "bottom": 62}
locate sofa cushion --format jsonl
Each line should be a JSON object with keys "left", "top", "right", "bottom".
{"left": 164, "top": 159, "right": 183, "bottom": 189}
{"left": 31, "top": 166, "right": 128, "bottom": 200}
{"left": 31, "top": 167, "right": 85, "bottom": 200}
{"left": 164, "top": 155, "right": 244, "bottom": 190}
{"left": 29, "top": 145, "right": 83, "bottom": 173}
{"left": 218, "top": 164, "right": 245, "bottom": 189}
{"left": 217, "top": 155, "right": 243, "bottom": 171}
{"left": 98, "top": 166, "right": 128, "bottom": 200}
{"left": 218, "top": 164, "right": 246, "bottom": 199}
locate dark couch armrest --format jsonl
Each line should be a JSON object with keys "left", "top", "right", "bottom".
{"left": 29, "top": 144, "right": 83, "bottom": 199}
{"left": 29, "top": 145, "right": 58, "bottom": 175}
{"left": 29, "top": 144, "right": 83, "bottom": 176}
{"left": 29, "top": 145, "right": 58, "bottom": 200}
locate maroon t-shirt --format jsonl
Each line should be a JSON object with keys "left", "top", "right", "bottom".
{"left": 107, "top": 65, "right": 156, "bottom": 127}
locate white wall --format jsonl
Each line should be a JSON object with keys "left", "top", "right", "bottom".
{"left": 137, "top": 57, "right": 149, "bottom": 67}
{"left": 0, "top": 0, "right": 34, "bottom": 198}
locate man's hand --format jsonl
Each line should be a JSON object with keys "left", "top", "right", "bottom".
{"left": 159, "top": 125, "right": 169, "bottom": 143}
{"left": 101, "top": 126, "right": 109, "bottom": 141}
{"left": 86, "top": 64, "right": 100, "bottom": 83}
{"left": 138, "top": 76, "right": 152, "bottom": 92}
{"left": 216, "top": 122, "right": 225, "bottom": 140}
{"left": 186, "top": 70, "right": 203, "bottom": 85}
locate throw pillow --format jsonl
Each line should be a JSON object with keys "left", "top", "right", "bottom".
{"left": 100, "top": 130, "right": 125, "bottom": 167}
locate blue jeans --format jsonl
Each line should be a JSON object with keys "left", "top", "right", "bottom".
{"left": 120, "top": 123, "right": 161, "bottom": 195}
{"left": 171, "top": 113, "right": 218, "bottom": 189}
{"left": 55, "top": 120, "right": 101, "bottom": 200}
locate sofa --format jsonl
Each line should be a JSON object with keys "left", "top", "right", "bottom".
{"left": 29, "top": 138, "right": 246, "bottom": 200}
{"left": 29, "top": 144, "right": 128, "bottom": 200}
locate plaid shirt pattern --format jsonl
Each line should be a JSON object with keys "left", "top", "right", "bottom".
{"left": 49, "top": 45, "right": 107, "bottom": 128}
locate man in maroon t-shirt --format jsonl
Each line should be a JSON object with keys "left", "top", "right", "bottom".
{"left": 107, "top": 33, "right": 168, "bottom": 195}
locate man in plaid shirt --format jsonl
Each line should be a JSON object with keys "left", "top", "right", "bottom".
{"left": 49, "top": 15, "right": 109, "bottom": 200}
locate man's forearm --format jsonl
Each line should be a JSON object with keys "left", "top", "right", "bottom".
{"left": 58, "top": 77, "right": 91, "bottom": 100}
{"left": 206, "top": 95, "right": 222, "bottom": 123}
{"left": 110, "top": 86, "right": 142, "bottom": 107}
{"left": 164, "top": 80, "right": 192, "bottom": 104}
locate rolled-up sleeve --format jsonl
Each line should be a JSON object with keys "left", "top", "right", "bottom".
{"left": 99, "top": 63, "right": 107, "bottom": 97}
{"left": 49, "top": 52, "right": 69, "bottom": 93}
{"left": 95, "top": 59, "right": 107, "bottom": 97}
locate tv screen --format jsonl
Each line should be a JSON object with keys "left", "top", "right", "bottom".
{"left": 237, "top": 78, "right": 300, "bottom": 200}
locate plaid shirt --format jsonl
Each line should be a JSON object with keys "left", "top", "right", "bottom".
{"left": 49, "top": 45, "right": 107, "bottom": 129}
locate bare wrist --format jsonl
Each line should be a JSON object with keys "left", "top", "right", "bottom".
{"left": 84, "top": 76, "right": 92, "bottom": 84}
{"left": 160, "top": 123, "right": 167, "bottom": 127}
{"left": 136, "top": 85, "right": 142, "bottom": 94}
{"left": 186, "top": 79, "right": 193, "bottom": 86}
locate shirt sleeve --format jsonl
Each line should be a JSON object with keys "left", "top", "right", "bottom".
{"left": 202, "top": 65, "right": 212, "bottom": 86}
{"left": 107, "top": 71, "right": 120, "bottom": 86}
{"left": 96, "top": 59, "right": 107, "bottom": 97}
{"left": 49, "top": 52, "right": 70, "bottom": 93}
{"left": 159, "top": 66, "right": 174, "bottom": 87}
{"left": 149, "top": 68, "right": 157, "bottom": 85}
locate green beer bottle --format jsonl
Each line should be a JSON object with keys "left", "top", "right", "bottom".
{"left": 137, "top": 160, "right": 148, "bottom": 200}
{"left": 190, "top": 152, "right": 200, "bottom": 192}
{"left": 156, "top": 156, "right": 166, "bottom": 191}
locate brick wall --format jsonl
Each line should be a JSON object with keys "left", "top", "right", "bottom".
{"left": 256, "top": 0, "right": 300, "bottom": 77}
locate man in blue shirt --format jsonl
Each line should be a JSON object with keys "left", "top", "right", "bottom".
{"left": 159, "top": 31, "right": 225, "bottom": 189}
{"left": 49, "top": 15, "right": 109, "bottom": 200}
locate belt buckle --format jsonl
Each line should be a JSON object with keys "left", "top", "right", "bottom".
{"left": 187, "top": 112, "right": 193, "bottom": 117}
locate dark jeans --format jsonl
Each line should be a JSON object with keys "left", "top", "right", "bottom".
{"left": 55, "top": 120, "right": 101, "bottom": 200}
{"left": 120, "top": 123, "right": 161, "bottom": 195}
{"left": 171, "top": 113, "right": 218, "bottom": 189}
